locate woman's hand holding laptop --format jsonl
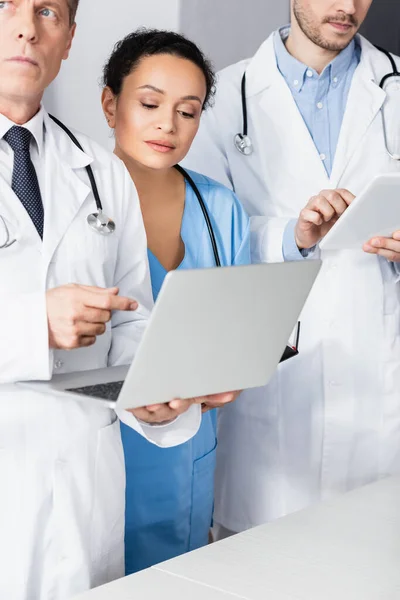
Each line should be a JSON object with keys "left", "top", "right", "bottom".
{"left": 127, "top": 391, "right": 241, "bottom": 424}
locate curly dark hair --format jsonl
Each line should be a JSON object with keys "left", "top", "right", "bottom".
{"left": 102, "top": 28, "right": 216, "bottom": 110}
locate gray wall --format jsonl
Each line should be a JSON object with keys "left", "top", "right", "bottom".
{"left": 180, "top": 0, "right": 290, "bottom": 71}
{"left": 360, "top": 0, "right": 400, "bottom": 55}
{"left": 45, "top": 0, "right": 290, "bottom": 145}
{"left": 44, "top": 0, "right": 180, "bottom": 148}
{"left": 44, "top": 0, "right": 398, "bottom": 148}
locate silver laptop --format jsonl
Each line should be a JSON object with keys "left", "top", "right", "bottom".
{"left": 20, "top": 261, "right": 321, "bottom": 409}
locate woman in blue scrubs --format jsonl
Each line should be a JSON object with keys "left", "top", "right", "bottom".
{"left": 101, "top": 29, "right": 250, "bottom": 574}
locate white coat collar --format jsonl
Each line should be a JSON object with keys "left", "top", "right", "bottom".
{"left": 245, "top": 33, "right": 387, "bottom": 186}
{"left": 245, "top": 33, "right": 280, "bottom": 97}
{"left": 245, "top": 32, "right": 389, "bottom": 95}
{"left": 0, "top": 109, "right": 95, "bottom": 259}
{"left": 43, "top": 111, "right": 94, "bottom": 170}
{"left": 330, "top": 36, "right": 387, "bottom": 183}
{"left": 41, "top": 110, "right": 95, "bottom": 266}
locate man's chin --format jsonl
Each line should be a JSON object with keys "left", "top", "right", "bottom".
{"left": 0, "top": 81, "right": 43, "bottom": 101}
{"left": 316, "top": 34, "right": 355, "bottom": 52}
{"left": 319, "top": 24, "right": 358, "bottom": 50}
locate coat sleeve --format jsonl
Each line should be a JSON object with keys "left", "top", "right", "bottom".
{"left": 109, "top": 164, "right": 201, "bottom": 447}
{"left": 230, "top": 191, "right": 251, "bottom": 267}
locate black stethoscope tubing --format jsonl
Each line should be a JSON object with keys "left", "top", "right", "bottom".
{"left": 174, "top": 164, "right": 221, "bottom": 267}
{"left": 241, "top": 72, "right": 249, "bottom": 139}
{"left": 376, "top": 46, "right": 400, "bottom": 88}
{"left": 49, "top": 114, "right": 103, "bottom": 212}
{"left": 236, "top": 45, "right": 399, "bottom": 154}
{"left": 49, "top": 115, "right": 221, "bottom": 266}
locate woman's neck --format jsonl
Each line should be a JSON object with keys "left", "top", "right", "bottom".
{"left": 114, "top": 148, "right": 181, "bottom": 203}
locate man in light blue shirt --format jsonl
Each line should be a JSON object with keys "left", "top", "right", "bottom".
{"left": 185, "top": 0, "right": 400, "bottom": 541}
{"left": 278, "top": 26, "right": 361, "bottom": 260}
{"left": 276, "top": 26, "right": 360, "bottom": 178}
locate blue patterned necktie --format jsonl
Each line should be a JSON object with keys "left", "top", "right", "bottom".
{"left": 3, "top": 125, "right": 44, "bottom": 239}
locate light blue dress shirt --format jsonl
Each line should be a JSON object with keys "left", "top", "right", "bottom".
{"left": 277, "top": 27, "right": 361, "bottom": 260}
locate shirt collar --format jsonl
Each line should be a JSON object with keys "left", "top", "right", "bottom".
{"left": 274, "top": 25, "right": 358, "bottom": 92}
{"left": 0, "top": 106, "right": 45, "bottom": 155}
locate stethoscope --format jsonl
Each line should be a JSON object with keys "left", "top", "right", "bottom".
{"left": 234, "top": 46, "right": 400, "bottom": 160}
{"left": 174, "top": 164, "right": 221, "bottom": 266}
{"left": 1, "top": 115, "right": 221, "bottom": 265}
{"left": 49, "top": 114, "right": 117, "bottom": 235}
{"left": 375, "top": 46, "right": 400, "bottom": 161}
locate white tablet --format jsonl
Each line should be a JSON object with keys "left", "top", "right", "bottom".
{"left": 319, "top": 173, "right": 400, "bottom": 251}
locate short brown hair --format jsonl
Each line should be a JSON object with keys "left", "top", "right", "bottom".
{"left": 68, "top": 0, "right": 80, "bottom": 24}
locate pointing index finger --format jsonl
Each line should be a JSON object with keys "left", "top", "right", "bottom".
{"left": 82, "top": 289, "right": 138, "bottom": 311}
{"left": 78, "top": 285, "right": 119, "bottom": 295}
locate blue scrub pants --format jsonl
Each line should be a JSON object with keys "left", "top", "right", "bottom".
{"left": 121, "top": 410, "right": 217, "bottom": 574}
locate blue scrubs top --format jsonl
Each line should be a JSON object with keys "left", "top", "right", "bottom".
{"left": 121, "top": 170, "right": 250, "bottom": 574}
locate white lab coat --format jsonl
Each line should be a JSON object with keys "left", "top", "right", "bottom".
{"left": 0, "top": 111, "right": 200, "bottom": 600}
{"left": 184, "top": 34, "right": 400, "bottom": 532}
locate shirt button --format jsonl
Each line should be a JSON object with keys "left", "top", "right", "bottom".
{"left": 293, "top": 79, "right": 299, "bottom": 86}
{"left": 317, "top": 102, "right": 324, "bottom": 109}
{"left": 333, "top": 76, "right": 338, "bottom": 84}
{"left": 306, "top": 70, "right": 313, "bottom": 78}
{"left": 320, "top": 153, "right": 326, "bottom": 161}
{"left": 54, "top": 360, "right": 64, "bottom": 370}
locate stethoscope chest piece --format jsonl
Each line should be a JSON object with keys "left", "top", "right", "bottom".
{"left": 87, "top": 210, "right": 116, "bottom": 235}
{"left": 234, "top": 133, "right": 253, "bottom": 155}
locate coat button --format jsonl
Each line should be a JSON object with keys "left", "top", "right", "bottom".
{"left": 54, "top": 360, "right": 64, "bottom": 370}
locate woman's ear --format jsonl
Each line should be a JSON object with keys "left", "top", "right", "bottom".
{"left": 101, "top": 87, "right": 117, "bottom": 128}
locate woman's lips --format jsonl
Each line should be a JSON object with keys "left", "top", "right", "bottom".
{"left": 145, "top": 141, "right": 176, "bottom": 153}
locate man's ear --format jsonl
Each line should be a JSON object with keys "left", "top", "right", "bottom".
{"left": 62, "top": 23, "right": 76, "bottom": 61}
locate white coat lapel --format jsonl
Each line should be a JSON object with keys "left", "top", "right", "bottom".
{"left": 42, "top": 113, "right": 93, "bottom": 266}
{"left": 0, "top": 174, "right": 42, "bottom": 247}
{"left": 331, "top": 39, "right": 386, "bottom": 185}
{"left": 246, "top": 34, "right": 330, "bottom": 208}
{"left": 258, "top": 78, "right": 330, "bottom": 183}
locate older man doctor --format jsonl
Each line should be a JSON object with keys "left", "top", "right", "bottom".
{"left": 185, "top": 0, "right": 400, "bottom": 538}
{"left": 0, "top": 1, "right": 231, "bottom": 598}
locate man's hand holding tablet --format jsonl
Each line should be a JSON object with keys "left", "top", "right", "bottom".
{"left": 295, "top": 174, "right": 400, "bottom": 260}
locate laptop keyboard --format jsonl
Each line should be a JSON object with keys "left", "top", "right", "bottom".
{"left": 66, "top": 381, "right": 125, "bottom": 401}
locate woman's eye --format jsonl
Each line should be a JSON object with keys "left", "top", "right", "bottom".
{"left": 141, "top": 103, "right": 158, "bottom": 110}
{"left": 0, "top": 2, "right": 12, "bottom": 11}
{"left": 179, "top": 111, "right": 195, "bottom": 119}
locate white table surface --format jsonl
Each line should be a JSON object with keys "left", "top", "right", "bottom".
{"left": 75, "top": 476, "right": 400, "bottom": 599}
{"left": 74, "top": 569, "right": 244, "bottom": 600}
